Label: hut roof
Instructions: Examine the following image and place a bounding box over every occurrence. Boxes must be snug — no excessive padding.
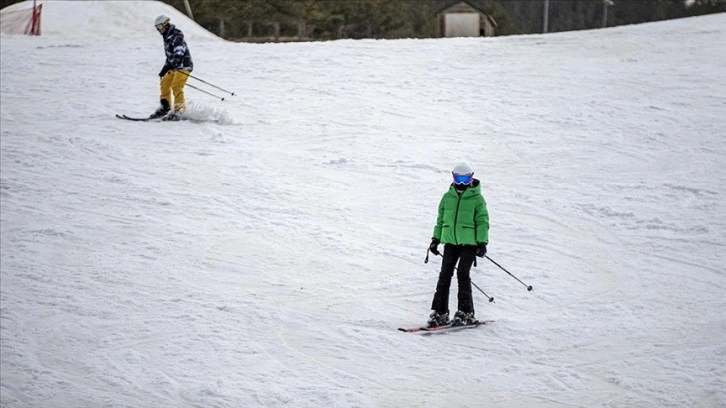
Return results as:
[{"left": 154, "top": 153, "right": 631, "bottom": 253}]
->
[{"left": 435, "top": 0, "right": 487, "bottom": 16}]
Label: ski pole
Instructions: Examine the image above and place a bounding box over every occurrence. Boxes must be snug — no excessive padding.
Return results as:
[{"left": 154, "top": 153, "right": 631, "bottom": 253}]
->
[
  {"left": 433, "top": 253, "right": 495, "bottom": 302},
  {"left": 186, "top": 83, "right": 225, "bottom": 101},
  {"left": 485, "top": 255, "right": 533, "bottom": 291},
  {"left": 471, "top": 281, "right": 495, "bottom": 303},
  {"left": 180, "top": 72, "right": 236, "bottom": 96}
]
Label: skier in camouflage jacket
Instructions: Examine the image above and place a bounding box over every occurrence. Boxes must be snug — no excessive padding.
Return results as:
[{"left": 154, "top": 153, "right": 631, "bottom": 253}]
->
[{"left": 150, "top": 15, "right": 194, "bottom": 120}]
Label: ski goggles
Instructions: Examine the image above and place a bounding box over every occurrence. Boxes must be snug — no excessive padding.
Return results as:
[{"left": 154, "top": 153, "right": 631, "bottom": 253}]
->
[
  {"left": 156, "top": 21, "right": 169, "bottom": 31},
  {"left": 452, "top": 173, "right": 473, "bottom": 185}
]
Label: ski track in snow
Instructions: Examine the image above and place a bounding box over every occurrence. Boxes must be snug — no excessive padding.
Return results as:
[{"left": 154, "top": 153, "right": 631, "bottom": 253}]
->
[{"left": 1, "top": 2, "right": 726, "bottom": 408}]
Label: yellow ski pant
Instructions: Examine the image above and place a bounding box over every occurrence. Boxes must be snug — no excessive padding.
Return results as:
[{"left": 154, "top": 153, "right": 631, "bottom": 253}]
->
[{"left": 160, "top": 69, "right": 190, "bottom": 111}]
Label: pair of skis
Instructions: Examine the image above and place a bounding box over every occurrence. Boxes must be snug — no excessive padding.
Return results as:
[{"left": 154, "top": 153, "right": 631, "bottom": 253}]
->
[
  {"left": 398, "top": 320, "right": 494, "bottom": 335},
  {"left": 115, "top": 114, "right": 219, "bottom": 124},
  {"left": 116, "top": 114, "right": 165, "bottom": 122}
]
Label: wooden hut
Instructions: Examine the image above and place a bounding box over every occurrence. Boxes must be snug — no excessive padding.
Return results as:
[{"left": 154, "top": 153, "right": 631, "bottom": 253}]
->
[{"left": 436, "top": 0, "right": 497, "bottom": 38}]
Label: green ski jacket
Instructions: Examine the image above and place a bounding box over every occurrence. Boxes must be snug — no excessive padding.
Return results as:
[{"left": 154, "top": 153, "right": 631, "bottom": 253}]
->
[{"left": 432, "top": 179, "right": 489, "bottom": 245}]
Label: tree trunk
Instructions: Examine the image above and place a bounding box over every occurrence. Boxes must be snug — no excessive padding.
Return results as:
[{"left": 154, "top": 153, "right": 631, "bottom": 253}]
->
[
  {"left": 272, "top": 22, "right": 280, "bottom": 42},
  {"left": 335, "top": 24, "right": 344, "bottom": 39},
  {"left": 296, "top": 19, "right": 306, "bottom": 40},
  {"left": 245, "top": 21, "right": 253, "bottom": 38},
  {"left": 218, "top": 17, "right": 225, "bottom": 38}
]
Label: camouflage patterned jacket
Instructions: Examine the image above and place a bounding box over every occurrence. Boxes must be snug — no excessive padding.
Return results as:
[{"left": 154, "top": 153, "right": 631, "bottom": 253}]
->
[{"left": 160, "top": 24, "right": 193, "bottom": 74}]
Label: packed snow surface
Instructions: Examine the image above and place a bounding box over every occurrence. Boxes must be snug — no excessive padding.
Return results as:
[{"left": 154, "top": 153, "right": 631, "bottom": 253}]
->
[{"left": 1, "top": 1, "right": 725, "bottom": 407}]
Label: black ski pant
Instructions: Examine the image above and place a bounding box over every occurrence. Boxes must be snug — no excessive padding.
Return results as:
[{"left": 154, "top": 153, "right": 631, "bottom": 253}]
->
[{"left": 431, "top": 244, "right": 477, "bottom": 315}]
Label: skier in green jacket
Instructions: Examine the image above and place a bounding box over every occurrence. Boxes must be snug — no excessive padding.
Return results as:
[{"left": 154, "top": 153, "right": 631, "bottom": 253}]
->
[{"left": 427, "top": 163, "right": 489, "bottom": 327}]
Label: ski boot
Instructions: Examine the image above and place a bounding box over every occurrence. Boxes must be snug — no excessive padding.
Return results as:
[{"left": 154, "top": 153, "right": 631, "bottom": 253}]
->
[
  {"left": 162, "top": 110, "right": 183, "bottom": 121},
  {"left": 427, "top": 311, "right": 450, "bottom": 328},
  {"left": 149, "top": 99, "right": 170, "bottom": 119},
  {"left": 451, "top": 311, "right": 478, "bottom": 326}
]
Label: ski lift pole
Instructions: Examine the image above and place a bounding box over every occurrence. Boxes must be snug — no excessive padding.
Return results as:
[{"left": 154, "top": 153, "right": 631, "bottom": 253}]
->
[
  {"left": 180, "top": 71, "right": 235, "bottom": 96},
  {"left": 186, "top": 83, "right": 225, "bottom": 101}
]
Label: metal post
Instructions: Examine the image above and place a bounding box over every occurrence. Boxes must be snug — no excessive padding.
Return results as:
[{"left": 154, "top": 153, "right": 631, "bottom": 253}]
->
[
  {"left": 543, "top": 0, "right": 549, "bottom": 33},
  {"left": 183, "top": 0, "right": 194, "bottom": 21},
  {"left": 603, "top": 0, "right": 614, "bottom": 28},
  {"left": 31, "top": 0, "right": 38, "bottom": 34}
]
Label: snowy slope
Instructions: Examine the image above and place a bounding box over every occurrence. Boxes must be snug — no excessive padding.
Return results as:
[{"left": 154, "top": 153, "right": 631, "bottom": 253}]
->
[
  {"left": 1, "top": 1, "right": 725, "bottom": 407},
  {"left": 1, "top": 0, "right": 219, "bottom": 40}
]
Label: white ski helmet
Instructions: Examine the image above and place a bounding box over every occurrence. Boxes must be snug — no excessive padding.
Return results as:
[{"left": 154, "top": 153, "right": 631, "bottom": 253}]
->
[
  {"left": 154, "top": 15, "right": 171, "bottom": 32},
  {"left": 452, "top": 162, "right": 474, "bottom": 185}
]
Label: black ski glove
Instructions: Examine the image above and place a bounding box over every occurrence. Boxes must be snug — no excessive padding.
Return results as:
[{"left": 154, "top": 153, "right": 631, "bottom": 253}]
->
[
  {"left": 476, "top": 243, "right": 487, "bottom": 257},
  {"left": 429, "top": 238, "right": 440, "bottom": 255},
  {"left": 159, "top": 66, "right": 171, "bottom": 78}
]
